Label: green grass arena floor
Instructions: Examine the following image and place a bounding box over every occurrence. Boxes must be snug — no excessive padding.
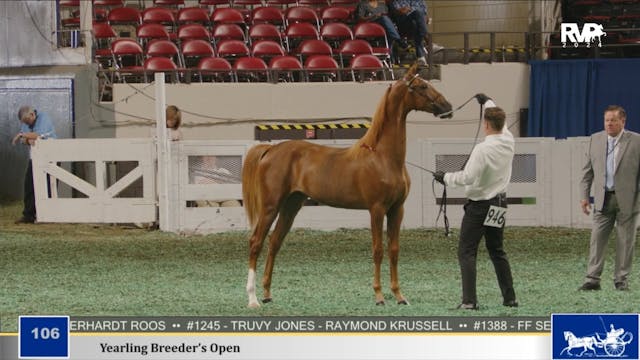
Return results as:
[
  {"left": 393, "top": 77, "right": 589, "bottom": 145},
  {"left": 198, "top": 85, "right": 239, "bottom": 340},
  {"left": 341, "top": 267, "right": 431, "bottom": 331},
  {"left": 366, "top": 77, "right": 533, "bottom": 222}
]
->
[{"left": 1, "top": 202, "right": 638, "bottom": 332}]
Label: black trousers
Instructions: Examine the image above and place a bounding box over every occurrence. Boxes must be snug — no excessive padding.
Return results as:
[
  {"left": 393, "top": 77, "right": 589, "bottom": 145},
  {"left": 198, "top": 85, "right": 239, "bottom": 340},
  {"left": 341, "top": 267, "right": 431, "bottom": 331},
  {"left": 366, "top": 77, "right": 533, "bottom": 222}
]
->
[
  {"left": 23, "top": 160, "right": 36, "bottom": 221},
  {"left": 458, "top": 194, "right": 515, "bottom": 304}
]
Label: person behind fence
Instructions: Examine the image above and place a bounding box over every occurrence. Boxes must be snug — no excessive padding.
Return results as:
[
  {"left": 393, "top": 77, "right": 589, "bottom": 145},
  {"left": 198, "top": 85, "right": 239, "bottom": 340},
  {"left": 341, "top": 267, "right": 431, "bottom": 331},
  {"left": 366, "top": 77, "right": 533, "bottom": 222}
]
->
[
  {"left": 356, "top": 0, "right": 408, "bottom": 62},
  {"left": 389, "top": 0, "right": 442, "bottom": 65},
  {"left": 192, "top": 156, "right": 242, "bottom": 207},
  {"left": 432, "top": 94, "right": 518, "bottom": 310},
  {"left": 11, "top": 106, "right": 58, "bottom": 224},
  {"left": 166, "top": 105, "right": 183, "bottom": 141},
  {"left": 579, "top": 105, "right": 640, "bottom": 292}
]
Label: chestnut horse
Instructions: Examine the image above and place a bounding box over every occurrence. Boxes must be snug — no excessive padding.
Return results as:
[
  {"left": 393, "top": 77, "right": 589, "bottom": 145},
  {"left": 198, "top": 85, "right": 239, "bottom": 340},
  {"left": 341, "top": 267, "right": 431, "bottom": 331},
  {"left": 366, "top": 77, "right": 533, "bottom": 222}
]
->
[{"left": 242, "top": 63, "right": 452, "bottom": 308}]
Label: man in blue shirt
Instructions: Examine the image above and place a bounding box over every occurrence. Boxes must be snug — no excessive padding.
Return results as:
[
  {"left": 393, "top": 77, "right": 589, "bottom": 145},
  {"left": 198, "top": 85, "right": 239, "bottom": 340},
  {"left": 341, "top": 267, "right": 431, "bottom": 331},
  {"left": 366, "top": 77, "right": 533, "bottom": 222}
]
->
[{"left": 12, "top": 106, "right": 57, "bottom": 224}]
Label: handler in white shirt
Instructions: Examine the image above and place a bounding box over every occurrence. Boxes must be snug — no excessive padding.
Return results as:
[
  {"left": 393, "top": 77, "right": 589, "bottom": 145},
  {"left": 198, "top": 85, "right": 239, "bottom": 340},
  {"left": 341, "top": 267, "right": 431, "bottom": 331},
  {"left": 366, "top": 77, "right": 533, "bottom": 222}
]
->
[{"left": 433, "top": 95, "right": 518, "bottom": 310}]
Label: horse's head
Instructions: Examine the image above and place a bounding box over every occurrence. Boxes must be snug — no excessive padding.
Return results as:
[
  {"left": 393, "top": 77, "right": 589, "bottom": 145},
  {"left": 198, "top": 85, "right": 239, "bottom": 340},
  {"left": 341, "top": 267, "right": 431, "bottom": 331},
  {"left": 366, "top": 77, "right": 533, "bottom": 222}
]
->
[
  {"left": 400, "top": 63, "right": 453, "bottom": 118},
  {"left": 564, "top": 331, "right": 573, "bottom": 341}
]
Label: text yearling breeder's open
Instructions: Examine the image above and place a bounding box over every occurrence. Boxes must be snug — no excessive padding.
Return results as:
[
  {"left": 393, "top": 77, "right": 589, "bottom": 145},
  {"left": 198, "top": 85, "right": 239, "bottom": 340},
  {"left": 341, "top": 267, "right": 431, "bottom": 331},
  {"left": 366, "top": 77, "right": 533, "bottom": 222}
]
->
[{"left": 242, "top": 63, "right": 453, "bottom": 308}]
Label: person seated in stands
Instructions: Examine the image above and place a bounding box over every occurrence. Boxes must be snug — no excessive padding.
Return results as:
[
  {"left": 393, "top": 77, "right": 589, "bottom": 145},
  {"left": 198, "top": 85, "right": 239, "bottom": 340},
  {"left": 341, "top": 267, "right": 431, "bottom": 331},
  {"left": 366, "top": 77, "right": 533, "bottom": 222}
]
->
[
  {"left": 389, "top": 0, "right": 442, "bottom": 65},
  {"left": 356, "top": 0, "right": 408, "bottom": 62}
]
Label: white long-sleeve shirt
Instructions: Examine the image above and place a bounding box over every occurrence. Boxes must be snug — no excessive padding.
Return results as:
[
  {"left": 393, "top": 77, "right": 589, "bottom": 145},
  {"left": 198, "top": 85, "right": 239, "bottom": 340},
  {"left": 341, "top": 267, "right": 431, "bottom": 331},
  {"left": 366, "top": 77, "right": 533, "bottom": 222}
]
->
[{"left": 443, "top": 127, "right": 514, "bottom": 201}]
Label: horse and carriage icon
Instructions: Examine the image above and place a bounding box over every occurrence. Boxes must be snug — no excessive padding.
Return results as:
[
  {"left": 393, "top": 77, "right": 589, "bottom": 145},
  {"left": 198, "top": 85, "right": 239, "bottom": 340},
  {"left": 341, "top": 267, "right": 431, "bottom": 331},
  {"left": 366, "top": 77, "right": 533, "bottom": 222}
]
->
[{"left": 561, "top": 324, "right": 634, "bottom": 357}]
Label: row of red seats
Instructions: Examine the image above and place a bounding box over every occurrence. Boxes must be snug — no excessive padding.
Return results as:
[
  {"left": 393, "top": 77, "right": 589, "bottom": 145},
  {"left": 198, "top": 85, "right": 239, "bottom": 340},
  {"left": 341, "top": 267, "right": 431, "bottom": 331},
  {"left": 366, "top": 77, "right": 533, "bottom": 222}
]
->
[
  {"left": 61, "top": 0, "right": 360, "bottom": 9},
  {"left": 103, "top": 36, "right": 388, "bottom": 71},
  {"left": 91, "top": 6, "right": 356, "bottom": 29},
  {"left": 94, "top": 21, "right": 390, "bottom": 54},
  {"left": 111, "top": 52, "right": 390, "bottom": 83}
]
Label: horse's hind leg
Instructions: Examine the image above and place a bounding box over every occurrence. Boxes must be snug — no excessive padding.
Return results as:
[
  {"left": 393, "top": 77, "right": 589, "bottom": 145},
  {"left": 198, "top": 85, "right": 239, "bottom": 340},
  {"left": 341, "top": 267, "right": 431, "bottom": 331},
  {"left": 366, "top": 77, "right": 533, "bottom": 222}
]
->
[
  {"left": 247, "top": 209, "right": 278, "bottom": 308},
  {"left": 262, "top": 193, "right": 306, "bottom": 303},
  {"left": 387, "top": 204, "right": 408, "bottom": 304}
]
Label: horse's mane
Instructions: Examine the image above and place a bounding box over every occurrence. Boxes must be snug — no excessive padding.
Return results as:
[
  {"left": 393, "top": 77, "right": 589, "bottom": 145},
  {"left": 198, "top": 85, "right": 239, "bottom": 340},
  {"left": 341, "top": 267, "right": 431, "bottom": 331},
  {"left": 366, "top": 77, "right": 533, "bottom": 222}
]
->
[{"left": 350, "top": 85, "right": 393, "bottom": 156}]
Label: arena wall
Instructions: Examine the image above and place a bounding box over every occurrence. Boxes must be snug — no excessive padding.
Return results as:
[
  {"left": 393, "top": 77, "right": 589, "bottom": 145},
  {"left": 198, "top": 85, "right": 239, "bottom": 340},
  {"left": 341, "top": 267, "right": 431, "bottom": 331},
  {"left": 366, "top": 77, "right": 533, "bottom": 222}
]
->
[{"left": 87, "top": 62, "right": 529, "bottom": 141}]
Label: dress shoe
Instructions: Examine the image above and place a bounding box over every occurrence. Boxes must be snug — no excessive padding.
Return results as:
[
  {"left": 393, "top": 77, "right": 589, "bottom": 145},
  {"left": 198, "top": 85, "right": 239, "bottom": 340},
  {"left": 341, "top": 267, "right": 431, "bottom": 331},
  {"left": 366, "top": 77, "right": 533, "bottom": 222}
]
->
[
  {"left": 14, "top": 216, "right": 35, "bottom": 224},
  {"left": 578, "top": 282, "right": 601, "bottom": 291},
  {"left": 503, "top": 300, "right": 519, "bottom": 307},
  {"left": 615, "top": 282, "right": 629, "bottom": 291},
  {"left": 456, "top": 303, "right": 479, "bottom": 310}
]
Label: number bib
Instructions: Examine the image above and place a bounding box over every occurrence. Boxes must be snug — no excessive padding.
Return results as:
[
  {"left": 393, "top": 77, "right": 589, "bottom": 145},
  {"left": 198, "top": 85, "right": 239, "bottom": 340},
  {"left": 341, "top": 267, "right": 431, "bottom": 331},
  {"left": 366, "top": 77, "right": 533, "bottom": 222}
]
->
[{"left": 483, "top": 205, "right": 507, "bottom": 228}]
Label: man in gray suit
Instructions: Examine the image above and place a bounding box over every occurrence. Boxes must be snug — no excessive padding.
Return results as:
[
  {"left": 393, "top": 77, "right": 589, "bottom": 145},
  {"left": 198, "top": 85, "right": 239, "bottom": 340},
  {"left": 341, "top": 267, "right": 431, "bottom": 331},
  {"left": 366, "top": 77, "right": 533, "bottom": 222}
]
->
[{"left": 580, "top": 105, "right": 640, "bottom": 291}]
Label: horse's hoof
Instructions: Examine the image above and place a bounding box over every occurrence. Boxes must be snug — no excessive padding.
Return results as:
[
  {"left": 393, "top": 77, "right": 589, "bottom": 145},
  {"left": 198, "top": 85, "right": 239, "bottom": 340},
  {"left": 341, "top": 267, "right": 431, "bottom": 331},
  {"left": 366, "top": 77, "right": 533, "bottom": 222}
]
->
[
  {"left": 398, "top": 300, "right": 410, "bottom": 305},
  {"left": 262, "top": 298, "right": 272, "bottom": 304},
  {"left": 376, "top": 300, "right": 385, "bottom": 306},
  {"left": 248, "top": 301, "right": 261, "bottom": 309}
]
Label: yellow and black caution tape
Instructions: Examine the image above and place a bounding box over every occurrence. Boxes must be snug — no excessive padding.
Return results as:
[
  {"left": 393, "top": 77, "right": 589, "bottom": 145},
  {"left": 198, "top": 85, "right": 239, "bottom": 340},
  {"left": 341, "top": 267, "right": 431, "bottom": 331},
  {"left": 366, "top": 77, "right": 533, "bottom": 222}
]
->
[{"left": 256, "top": 123, "right": 371, "bottom": 131}]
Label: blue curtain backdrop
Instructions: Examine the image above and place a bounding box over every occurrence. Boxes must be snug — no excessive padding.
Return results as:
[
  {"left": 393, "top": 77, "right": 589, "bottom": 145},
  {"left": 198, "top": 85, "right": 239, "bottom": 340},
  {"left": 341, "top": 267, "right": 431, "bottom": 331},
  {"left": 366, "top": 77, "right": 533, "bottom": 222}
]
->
[{"left": 528, "top": 59, "right": 640, "bottom": 138}]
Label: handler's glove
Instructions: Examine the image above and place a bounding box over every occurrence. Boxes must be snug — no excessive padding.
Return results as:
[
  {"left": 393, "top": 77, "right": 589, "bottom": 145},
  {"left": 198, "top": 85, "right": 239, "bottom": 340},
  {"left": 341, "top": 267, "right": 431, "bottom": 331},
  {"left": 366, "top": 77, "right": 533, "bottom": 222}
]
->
[
  {"left": 475, "top": 93, "right": 491, "bottom": 105},
  {"left": 433, "top": 171, "right": 446, "bottom": 185}
]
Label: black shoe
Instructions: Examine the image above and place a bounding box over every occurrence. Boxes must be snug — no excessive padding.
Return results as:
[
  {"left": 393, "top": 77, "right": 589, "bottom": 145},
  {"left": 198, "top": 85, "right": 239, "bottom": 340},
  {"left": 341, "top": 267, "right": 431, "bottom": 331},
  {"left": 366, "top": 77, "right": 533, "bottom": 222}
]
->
[
  {"left": 14, "top": 216, "right": 35, "bottom": 224},
  {"left": 456, "top": 303, "right": 479, "bottom": 310},
  {"left": 578, "top": 282, "right": 601, "bottom": 291},
  {"left": 615, "top": 282, "right": 629, "bottom": 291},
  {"left": 396, "top": 39, "right": 409, "bottom": 50},
  {"left": 503, "top": 300, "right": 519, "bottom": 307}
]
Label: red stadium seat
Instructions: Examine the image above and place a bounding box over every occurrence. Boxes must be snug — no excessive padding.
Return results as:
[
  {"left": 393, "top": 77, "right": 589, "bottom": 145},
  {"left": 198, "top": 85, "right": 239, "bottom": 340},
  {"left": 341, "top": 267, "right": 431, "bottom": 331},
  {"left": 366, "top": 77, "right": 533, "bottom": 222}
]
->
[
  {"left": 269, "top": 55, "right": 304, "bottom": 82},
  {"left": 137, "top": 23, "right": 171, "bottom": 46},
  {"left": 252, "top": 40, "right": 287, "bottom": 63},
  {"left": 353, "top": 22, "right": 390, "bottom": 64},
  {"left": 143, "top": 56, "right": 180, "bottom": 82},
  {"left": 234, "top": 56, "right": 269, "bottom": 82},
  {"left": 153, "top": 0, "right": 185, "bottom": 8},
  {"left": 177, "top": 23, "right": 212, "bottom": 42},
  {"left": 251, "top": 6, "right": 285, "bottom": 28},
  {"left": 216, "top": 39, "right": 251, "bottom": 63},
  {"left": 94, "top": 0, "right": 125, "bottom": 8},
  {"left": 177, "top": 7, "right": 211, "bottom": 25},
  {"left": 295, "top": 39, "right": 332, "bottom": 63},
  {"left": 197, "top": 56, "right": 234, "bottom": 82},
  {"left": 249, "top": 23, "right": 284, "bottom": 46},
  {"left": 181, "top": 39, "right": 216, "bottom": 68},
  {"left": 285, "top": 6, "right": 320, "bottom": 28},
  {"left": 349, "top": 54, "right": 386, "bottom": 81},
  {"left": 234, "top": 0, "right": 264, "bottom": 8},
  {"left": 93, "top": 22, "right": 118, "bottom": 67},
  {"left": 142, "top": 7, "right": 176, "bottom": 26},
  {"left": 107, "top": 7, "right": 142, "bottom": 25},
  {"left": 211, "top": 8, "right": 246, "bottom": 26},
  {"left": 320, "top": 22, "right": 353, "bottom": 51},
  {"left": 336, "top": 38, "right": 372, "bottom": 66},
  {"left": 212, "top": 23, "right": 247, "bottom": 45},
  {"left": 299, "top": 0, "right": 330, "bottom": 8},
  {"left": 198, "top": 0, "right": 232, "bottom": 6},
  {"left": 320, "top": 6, "right": 352, "bottom": 24},
  {"left": 111, "top": 38, "right": 144, "bottom": 82},
  {"left": 146, "top": 39, "right": 182, "bottom": 66},
  {"left": 284, "top": 22, "right": 319, "bottom": 51},
  {"left": 304, "top": 54, "right": 340, "bottom": 81},
  {"left": 265, "top": 0, "right": 298, "bottom": 8}
]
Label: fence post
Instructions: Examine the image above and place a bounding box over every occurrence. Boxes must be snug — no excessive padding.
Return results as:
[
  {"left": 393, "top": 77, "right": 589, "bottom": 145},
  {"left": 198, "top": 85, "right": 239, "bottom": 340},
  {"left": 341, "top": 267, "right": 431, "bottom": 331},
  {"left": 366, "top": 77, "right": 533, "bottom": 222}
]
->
[{"left": 155, "top": 73, "right": 170, "bottom": 231}]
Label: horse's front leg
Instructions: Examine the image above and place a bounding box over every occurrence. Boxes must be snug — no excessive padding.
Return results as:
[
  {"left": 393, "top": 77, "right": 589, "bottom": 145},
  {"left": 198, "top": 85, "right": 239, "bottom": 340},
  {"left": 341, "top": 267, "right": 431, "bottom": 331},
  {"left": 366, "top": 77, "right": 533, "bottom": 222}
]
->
[
  {"left": 370, "top": 205, "right": 386, "bottom": 305},
  {"left": 387, "top": 204, "right": 408, "bottom": 305}
]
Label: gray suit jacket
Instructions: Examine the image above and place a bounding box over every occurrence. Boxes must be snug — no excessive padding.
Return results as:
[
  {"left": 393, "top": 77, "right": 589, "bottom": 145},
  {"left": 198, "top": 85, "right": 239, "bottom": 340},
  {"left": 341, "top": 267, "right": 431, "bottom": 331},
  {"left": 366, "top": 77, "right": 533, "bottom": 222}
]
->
[{"left": 581, "top": 130, "right": 640, "bottom": 214}]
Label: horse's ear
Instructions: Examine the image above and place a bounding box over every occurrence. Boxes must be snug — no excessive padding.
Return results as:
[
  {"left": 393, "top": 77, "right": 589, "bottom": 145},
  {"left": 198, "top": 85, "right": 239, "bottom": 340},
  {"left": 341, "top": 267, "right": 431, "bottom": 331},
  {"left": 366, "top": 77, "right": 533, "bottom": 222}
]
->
[{"left": 404, "top": 62, "right": 419, "bottom": 80}]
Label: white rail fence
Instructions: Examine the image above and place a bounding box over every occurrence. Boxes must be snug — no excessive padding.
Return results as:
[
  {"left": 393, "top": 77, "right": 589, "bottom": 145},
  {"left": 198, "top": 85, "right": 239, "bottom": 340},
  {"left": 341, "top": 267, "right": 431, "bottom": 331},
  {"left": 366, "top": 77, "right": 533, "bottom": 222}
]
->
[{"left": 31, "top": 137, "right": 593, "bottom": 233}]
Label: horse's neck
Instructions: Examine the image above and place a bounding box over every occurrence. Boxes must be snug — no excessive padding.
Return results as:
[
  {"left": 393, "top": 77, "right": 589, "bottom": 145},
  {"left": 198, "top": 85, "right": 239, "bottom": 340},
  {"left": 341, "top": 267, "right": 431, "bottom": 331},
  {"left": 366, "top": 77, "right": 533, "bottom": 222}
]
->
[{"left": 358, "top": 91, "right": 407, "bottom": 162}]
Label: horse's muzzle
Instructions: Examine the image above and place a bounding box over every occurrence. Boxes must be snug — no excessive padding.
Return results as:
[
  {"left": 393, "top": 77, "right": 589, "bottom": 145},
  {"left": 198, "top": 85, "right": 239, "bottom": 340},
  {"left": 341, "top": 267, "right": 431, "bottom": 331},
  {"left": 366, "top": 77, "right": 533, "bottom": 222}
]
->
[{"left": 436, "top": 102, "right": 454, "bottom": 119}]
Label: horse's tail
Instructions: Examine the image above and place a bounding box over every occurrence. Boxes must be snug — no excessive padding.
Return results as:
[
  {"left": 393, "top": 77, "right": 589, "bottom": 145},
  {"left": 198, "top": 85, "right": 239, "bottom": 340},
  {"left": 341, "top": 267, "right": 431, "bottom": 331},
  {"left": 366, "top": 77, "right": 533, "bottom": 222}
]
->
[{"left": 242, "top": 144, "right": 271, "bottom": 229}]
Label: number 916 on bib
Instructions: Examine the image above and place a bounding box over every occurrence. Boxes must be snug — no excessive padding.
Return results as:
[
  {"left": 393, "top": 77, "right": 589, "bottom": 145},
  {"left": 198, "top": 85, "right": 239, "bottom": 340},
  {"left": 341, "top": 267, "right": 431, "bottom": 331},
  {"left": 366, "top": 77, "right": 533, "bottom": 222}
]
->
[{"left": 19, "top": 316, "right": 69, "bottom": 359}]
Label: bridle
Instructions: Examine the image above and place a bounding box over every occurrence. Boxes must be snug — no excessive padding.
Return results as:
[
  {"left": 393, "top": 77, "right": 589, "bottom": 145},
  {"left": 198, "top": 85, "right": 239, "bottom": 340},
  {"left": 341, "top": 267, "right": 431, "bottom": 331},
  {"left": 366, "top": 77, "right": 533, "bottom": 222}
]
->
[{"left": 404, "top": 73, "right": 439, "bottom": 103}]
